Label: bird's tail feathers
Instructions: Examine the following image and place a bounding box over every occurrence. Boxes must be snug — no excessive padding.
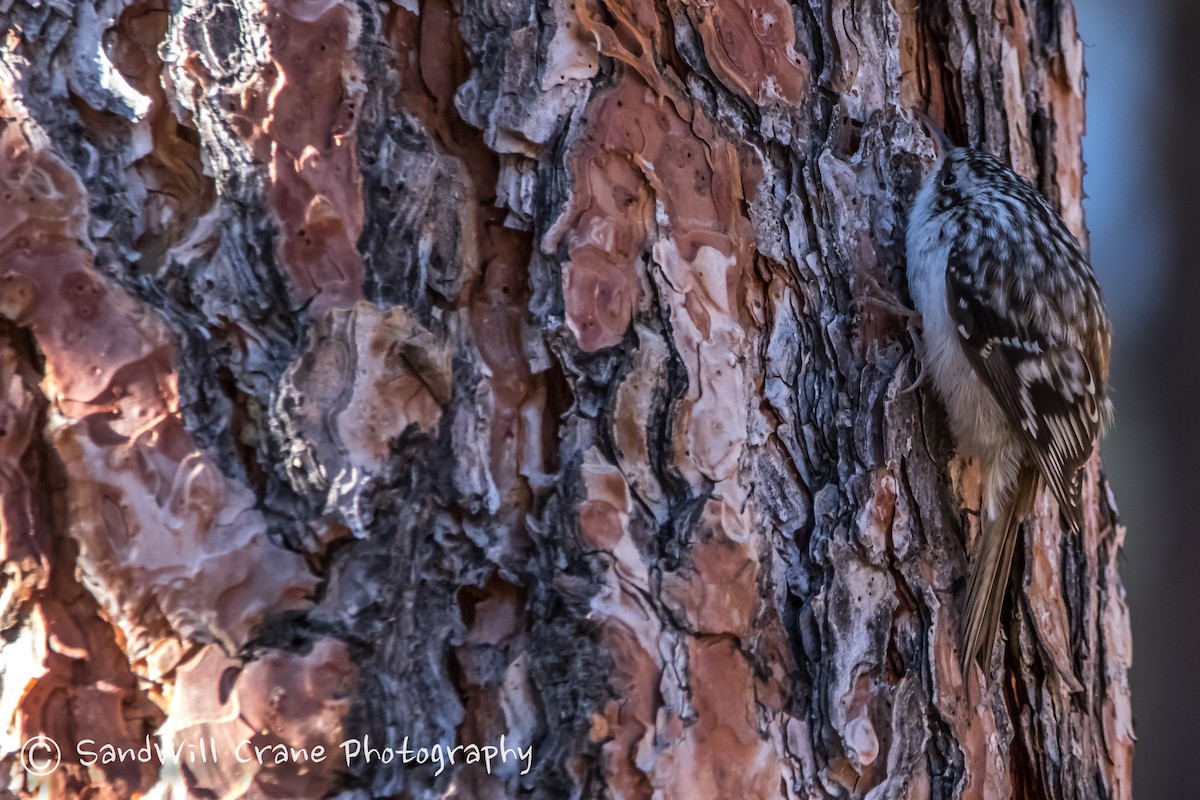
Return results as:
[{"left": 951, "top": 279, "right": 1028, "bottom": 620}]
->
[{"left": 961, "top": 466, "right": 1040, "bottom": 675}]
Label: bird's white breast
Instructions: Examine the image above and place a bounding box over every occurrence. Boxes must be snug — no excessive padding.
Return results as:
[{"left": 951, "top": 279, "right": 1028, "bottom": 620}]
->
[{"left": 905, "top": 177, "right": 1011, "bottom": 459}]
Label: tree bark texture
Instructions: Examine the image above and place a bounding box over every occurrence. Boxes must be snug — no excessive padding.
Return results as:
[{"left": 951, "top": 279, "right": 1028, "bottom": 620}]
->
[{"left": 0, "top": 0, "right": 1132, "bottom": 798}]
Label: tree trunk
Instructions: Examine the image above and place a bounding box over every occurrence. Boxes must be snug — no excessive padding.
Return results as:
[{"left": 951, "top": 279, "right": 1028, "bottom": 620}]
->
[{"left": 0, "top": 0, "right": 1132, "bottom": 798}]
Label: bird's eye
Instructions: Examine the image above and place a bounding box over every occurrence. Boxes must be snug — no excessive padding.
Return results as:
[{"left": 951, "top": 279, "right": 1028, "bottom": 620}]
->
[{"left": 941, "top": 171, "right": 958, "bottom": 188}]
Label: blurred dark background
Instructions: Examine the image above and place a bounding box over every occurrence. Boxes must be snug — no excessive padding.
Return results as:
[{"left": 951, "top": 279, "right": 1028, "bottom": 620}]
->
[{"left": 1076, "top": 1, "right": 1194, "bottom": 796}]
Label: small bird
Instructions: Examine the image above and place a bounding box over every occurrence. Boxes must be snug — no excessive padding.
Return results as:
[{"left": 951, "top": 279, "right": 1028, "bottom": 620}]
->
[{"left": 905, "top": 111, "right": 1112, "bottom": 675}]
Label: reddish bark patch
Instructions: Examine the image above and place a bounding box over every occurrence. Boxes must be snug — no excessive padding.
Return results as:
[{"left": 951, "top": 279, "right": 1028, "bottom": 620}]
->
[
  {"left": 264, "top": 2, "right": 364, "bottom": 313},
  {"left": 672, "top": 637, "right": 781, "bottom": 798},
  {"left": 453, "top": 574, "right": 536, "bottom": 795},
  {"left": 596, "top": 621, "right": 658, "bottom": 800},
  {"left": 0, "top": 122, "right": 315, "bottom": 669},
  {"left": 576, "top": 0, "right": 673, "bottom": 95},
  {"left": 180, "top": 0, "right": 366, "bottom": 314},
  {"left": 552, "top": 73, "right": 756, "bottom": 352},
  {"left": 108, "top": 0, "right": 215, "bottom": 273},
  {"left": 0, "top": 334, "right": 164, "bottom": 798},
  {"left": 162, "top": 640, "right": 356, "bottom": 797},
  {"left": 688, "top": 0, "right": 809, "bottom": 106},
  {"left": 661, "top": 497, "right": 760, "bottom": 636}
]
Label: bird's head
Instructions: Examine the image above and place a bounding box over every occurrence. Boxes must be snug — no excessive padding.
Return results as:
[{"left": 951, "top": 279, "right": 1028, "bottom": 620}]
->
[{"left": 912, "top": 110, "right": 1014, "bottom": 210}]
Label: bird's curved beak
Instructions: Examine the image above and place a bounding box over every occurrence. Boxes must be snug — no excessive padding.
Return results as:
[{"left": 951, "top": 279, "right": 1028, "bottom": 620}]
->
[{"left": 913, "top": 108, "right": 953, "bottom": 159}]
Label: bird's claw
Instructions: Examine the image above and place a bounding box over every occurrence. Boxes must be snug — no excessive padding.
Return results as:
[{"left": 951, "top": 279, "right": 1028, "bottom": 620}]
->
[{"left": 900, "top": 357, "right": 928, "bottom": 395}]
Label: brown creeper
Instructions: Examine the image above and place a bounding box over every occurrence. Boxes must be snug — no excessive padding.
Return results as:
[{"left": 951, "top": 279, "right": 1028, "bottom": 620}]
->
[{"left": 905, "top": 114, "right": 1112, "bottom": 675}]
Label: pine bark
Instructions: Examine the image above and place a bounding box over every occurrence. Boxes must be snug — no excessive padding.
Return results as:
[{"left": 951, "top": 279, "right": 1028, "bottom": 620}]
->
[{"left": 0, "top": 0, "right": 1132, "bottom": 798}]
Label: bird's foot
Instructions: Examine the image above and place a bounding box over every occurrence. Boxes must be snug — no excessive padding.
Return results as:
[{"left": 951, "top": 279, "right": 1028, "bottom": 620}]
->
[
  {"left": 851, "top": 273, "right": 921, "bottom": 323},
  {"left": 852, "top": 273, "right": 928, "bottom": 394}
]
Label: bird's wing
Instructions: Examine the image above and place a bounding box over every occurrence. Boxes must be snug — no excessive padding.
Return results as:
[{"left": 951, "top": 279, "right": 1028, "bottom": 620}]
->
[{"left": 946, "top": 241, "right": 1102, "bottom": 531}]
